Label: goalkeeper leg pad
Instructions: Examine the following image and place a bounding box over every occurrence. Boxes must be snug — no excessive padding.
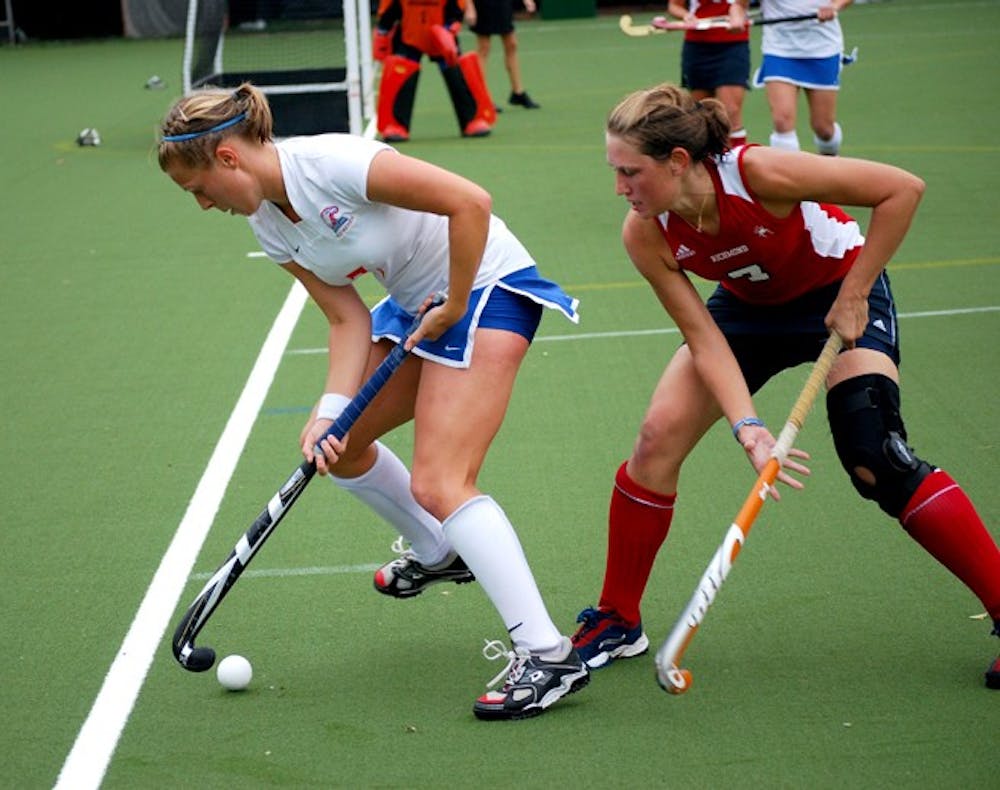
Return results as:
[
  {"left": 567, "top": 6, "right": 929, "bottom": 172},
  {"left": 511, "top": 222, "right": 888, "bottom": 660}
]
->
[
  {"left": 377, "top": 55, "right": 420, "bottom": 142},
  {"left": 441, "top": 53, "right": 495, "bottom": 137}
]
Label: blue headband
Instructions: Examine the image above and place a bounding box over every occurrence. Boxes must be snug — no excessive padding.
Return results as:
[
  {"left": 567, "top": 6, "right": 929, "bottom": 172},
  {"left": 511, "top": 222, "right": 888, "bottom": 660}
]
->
[{"left": 162, "top": 112, "right": 247, "bottom": 143}]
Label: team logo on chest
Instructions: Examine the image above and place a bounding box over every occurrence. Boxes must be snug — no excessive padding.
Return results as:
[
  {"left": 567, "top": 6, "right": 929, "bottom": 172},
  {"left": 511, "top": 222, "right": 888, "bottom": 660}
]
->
[
  {"left": 320, "top": 205, "right": 355, "bottom": 238},
  {"left": 675, "top": 244, "right": 696, "bottom": 261}
]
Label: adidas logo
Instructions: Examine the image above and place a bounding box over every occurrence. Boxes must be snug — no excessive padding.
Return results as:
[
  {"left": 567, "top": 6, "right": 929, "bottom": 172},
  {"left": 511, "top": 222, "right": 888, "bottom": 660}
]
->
[
  {"left": 873, "top": 319, "right": 887, "bottom": 332},
  {"left": 675, "top": 244, "right": 695, "bottom": 261}
]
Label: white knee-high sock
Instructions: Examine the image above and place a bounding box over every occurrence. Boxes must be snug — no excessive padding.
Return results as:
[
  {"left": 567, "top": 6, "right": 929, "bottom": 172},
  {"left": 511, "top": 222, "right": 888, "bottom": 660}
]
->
[
  {"left": 770, "top": 129, "right": 800, "bottom": 150},
  {"left": 331, "top": 442, "right": 450, "bottom": 565},
  {"left": 443, "top": 495, "right": 562, "bottom": 654},
  {"left": 814, "top": 122, "right": 843, "bottom": 155}
]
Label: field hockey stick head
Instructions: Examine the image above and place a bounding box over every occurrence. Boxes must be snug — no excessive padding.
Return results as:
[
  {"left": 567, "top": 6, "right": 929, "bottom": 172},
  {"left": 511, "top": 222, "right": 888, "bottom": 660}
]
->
[
  {"left": 172, "top": 602, "right": 217, "bottom": 671},
  {"left": 656, "top": 662, "right": 693, "bottom": 695},
  {"left": 173, "top": 618, "right": 215, "bottom": 672},
  {"left": 619, "top": 14, "right": 658, "bottom": 36}
]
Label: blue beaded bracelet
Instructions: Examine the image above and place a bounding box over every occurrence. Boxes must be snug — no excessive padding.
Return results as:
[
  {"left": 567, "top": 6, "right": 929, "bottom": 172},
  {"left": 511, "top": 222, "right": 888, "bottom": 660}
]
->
[{"left": 732, "top": 417, "right": 765, "bottom": 441}]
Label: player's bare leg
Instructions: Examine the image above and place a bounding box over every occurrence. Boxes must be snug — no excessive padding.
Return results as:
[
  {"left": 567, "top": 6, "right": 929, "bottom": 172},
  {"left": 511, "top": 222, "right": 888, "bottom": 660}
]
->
[
  {"left": 765, "top": 79, "right": 801, "bottom": 150},
  {"left": 502, "top": 32, "right": 539, "bottom": 108},
  {"left": 805, "top": 87, "right": 841, "bottom": 154},
  {"left": 713, "top": 83, "right": 747, "bottom": 146},
  {"left": 415, "top": 328, "right": 587, "bottom": 717},
  {"left": 574, "top": 346, "right": 720, "bottom": 667}
]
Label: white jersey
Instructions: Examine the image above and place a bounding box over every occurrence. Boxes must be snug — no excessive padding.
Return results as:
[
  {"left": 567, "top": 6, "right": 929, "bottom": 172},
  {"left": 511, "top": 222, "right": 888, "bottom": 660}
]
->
[
  {"left": 248, "top": 134, "right": 535, "bottom": 313},
  {"left": 760, "top": 0, "right": 844, "bottom": 59}
]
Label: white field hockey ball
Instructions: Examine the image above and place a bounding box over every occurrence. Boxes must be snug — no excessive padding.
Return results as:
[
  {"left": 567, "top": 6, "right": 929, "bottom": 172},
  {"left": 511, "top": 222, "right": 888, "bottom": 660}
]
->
[{"left": 217, "top": 654, "right": 253, "bottom": 691}]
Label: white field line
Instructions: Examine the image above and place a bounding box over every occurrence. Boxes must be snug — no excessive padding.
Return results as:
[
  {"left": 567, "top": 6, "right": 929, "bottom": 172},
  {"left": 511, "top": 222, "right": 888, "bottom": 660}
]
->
[
  {"left": 54, "top": 281, "right": 309, "bottom": 790},
  {"left": 55, "top": 300, "right": 997, "bottom": 788}
]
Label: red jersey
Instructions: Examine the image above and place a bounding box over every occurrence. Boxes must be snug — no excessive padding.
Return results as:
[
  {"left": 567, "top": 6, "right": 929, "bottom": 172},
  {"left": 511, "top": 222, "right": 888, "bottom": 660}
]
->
[
  {"left": 656, "top": 146, "right": 863, "bottom": 305},
  {"left": 685, "top": 0, "right": 749, "bottom": 43},
  {"left": 377, "top": 0, "right": 465, "bottom": 52}
]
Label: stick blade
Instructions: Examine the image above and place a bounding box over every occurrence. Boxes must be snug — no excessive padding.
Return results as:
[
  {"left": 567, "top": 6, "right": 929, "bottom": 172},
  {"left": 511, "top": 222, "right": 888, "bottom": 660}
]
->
[
  {"left": 618, "top": 14, "right": 651, "bottom": 37},
  {"left": 171, "top": 599, "right": 217, "bottom": 671},
  {"left": 656, "top": 665, "right": 693, "bottom": 695},
  {"left": 179, "top": 645, "right": 217, "bottom": 672}
]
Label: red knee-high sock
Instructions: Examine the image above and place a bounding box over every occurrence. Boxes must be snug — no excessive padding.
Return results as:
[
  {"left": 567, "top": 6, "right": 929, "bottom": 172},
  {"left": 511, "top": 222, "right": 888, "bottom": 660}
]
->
[
  {"left": 900, "top": 469, "right": 1000, "bottom": 619},
  {"left": 598, "top": 462, "right": 676, "bottom": 626}
]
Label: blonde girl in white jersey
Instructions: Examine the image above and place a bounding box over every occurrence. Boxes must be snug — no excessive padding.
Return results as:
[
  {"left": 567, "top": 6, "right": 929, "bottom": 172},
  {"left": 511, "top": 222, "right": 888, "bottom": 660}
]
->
[{"left": 157, "top": 82, "right": 589, "bottom": 721}]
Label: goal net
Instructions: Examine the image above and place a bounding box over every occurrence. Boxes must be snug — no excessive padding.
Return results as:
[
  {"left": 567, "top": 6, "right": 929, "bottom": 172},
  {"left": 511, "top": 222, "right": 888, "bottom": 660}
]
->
[{"left": 182, "top": 0, "right": 374, "bottom": 136}]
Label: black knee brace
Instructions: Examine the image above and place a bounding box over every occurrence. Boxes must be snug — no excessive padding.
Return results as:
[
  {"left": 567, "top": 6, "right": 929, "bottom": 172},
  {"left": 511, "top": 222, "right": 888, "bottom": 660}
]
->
[{"left": 826, "top": 374, "right": 934, "bottom": 517}]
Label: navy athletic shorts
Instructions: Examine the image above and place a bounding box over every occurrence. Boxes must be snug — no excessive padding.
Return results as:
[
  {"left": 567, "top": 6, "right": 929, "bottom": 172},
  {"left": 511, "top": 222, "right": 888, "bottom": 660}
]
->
[
  {"left": 469, "top": 0, "right": 515, "bottom": 36},
  {"left": 705, "top": 273, "right": 900, "bottom": 393},
  {"left": 681, "top": 40, "right": 751, "bottom": 92}
]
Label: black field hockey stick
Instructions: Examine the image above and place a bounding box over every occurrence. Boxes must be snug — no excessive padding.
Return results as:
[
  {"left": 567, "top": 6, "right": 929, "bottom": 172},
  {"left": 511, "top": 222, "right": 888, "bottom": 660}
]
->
[
  {"left": 172, "top": 301, "right": 435, "bottom": 672},
  {"left": 619, "top": 12, "right": 818, "bottom": 37},
  {"left": 655, "top": 332, "right": 843, "bottom": 694}
]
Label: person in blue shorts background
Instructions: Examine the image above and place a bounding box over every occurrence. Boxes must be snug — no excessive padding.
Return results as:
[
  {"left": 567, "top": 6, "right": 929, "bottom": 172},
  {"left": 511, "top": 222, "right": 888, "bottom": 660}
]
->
[{"left": 753, "top": 0, "right": 854, "bottom": 154}]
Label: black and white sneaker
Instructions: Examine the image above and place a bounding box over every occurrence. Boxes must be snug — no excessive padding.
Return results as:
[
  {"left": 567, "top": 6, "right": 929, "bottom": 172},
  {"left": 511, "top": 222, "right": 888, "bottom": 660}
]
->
[
  {"left": 473, "top": 636, "right": 589, "bottom": 720},
  {"left": 373, "top": 538, "right": 475, "bottom": 598}
]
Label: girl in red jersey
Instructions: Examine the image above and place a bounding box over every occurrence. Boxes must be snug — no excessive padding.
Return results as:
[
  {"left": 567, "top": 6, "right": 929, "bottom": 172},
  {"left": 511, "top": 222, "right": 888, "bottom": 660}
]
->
[
  {"left": 571, "top": 83, "right": 1000, "bottom": 691},
  {"left": 666, "top": 0, "right": 751, "bottom": 147}
]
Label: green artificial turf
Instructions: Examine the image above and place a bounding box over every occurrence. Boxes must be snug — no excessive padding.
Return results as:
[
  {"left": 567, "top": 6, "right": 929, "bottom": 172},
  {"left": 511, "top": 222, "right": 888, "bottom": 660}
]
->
[{"left": 1, "top": 2, "right": 997, "bottom": 787}]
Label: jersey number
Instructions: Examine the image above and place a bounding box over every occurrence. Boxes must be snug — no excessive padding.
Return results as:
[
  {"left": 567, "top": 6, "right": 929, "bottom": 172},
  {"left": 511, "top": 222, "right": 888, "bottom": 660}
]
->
[{"left": 728, "top": 263, "right": 770, "bottom": 282}]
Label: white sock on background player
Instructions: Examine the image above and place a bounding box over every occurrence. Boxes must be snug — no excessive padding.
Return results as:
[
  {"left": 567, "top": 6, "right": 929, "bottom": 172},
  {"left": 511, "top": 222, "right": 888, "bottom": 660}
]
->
[
  {"left": 814, "top": 122, "right": 843, "bottom": 155},
  {"left": 769, "top": 129, "right": 800, "bottom": 150}
]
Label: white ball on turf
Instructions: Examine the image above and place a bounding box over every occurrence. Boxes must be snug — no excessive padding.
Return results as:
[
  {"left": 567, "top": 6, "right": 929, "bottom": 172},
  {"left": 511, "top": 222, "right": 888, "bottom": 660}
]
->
[{"left": 217, "top": 654, "right": 252, "bottom": 691}]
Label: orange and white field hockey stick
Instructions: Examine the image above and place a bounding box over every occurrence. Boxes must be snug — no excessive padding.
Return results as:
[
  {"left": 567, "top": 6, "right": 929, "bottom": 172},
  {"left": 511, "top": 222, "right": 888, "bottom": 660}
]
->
[{"left": 655, "top": 332, "right": 843, "bottom": 695}]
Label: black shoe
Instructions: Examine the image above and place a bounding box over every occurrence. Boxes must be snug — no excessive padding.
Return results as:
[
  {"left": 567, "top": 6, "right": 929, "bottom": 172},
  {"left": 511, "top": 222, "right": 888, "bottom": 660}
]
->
[
  {"left": 987, "top": 620, "right": 1000, "bottom": 690},
  {"left": 373, "top": 538, "right": 475, "bottom": 598},
  {"left": 986, "top": 655, "right": 1000, "bottom": 689},
  {"left": 473, "top": 637, "right": 589, "bottom": 720},
  {"left": 509, "top": 91, "right": 540, "bottom": 109}
]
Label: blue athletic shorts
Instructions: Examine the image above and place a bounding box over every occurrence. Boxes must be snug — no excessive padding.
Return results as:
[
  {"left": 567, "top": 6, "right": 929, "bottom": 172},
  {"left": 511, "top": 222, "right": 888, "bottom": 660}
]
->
[
  {"left": 681, "top": 41, "right": 751, "bottom": 92},
  {"left": 370, "top": 266, "right": 580, "bottom": 368},
  {"left": 752, "top": 53, "right": 842, "bottom": 90},
  {"left": 705, "top": 273, "right": 899, "bottom": 393}
]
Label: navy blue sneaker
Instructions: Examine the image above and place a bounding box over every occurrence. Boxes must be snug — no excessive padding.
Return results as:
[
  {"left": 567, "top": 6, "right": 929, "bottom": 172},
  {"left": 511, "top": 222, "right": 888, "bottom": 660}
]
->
[
  {"left": 571, "top": 607, "right": 649, "bottom": 669},
  {"left": 473, "top": 637, "right": 589, "bottom": 720}
]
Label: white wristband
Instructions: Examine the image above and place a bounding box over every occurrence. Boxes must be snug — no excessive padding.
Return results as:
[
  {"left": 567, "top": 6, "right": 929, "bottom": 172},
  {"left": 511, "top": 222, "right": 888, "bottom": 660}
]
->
[{"left": 317, "top": 393, "right": 352, "bottom": 422}]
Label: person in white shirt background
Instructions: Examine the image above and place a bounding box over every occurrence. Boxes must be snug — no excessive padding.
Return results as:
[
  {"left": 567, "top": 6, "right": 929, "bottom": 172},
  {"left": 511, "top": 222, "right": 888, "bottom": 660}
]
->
[{"left": 753, "top": 0, "right": 854, "bottom": 154}]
